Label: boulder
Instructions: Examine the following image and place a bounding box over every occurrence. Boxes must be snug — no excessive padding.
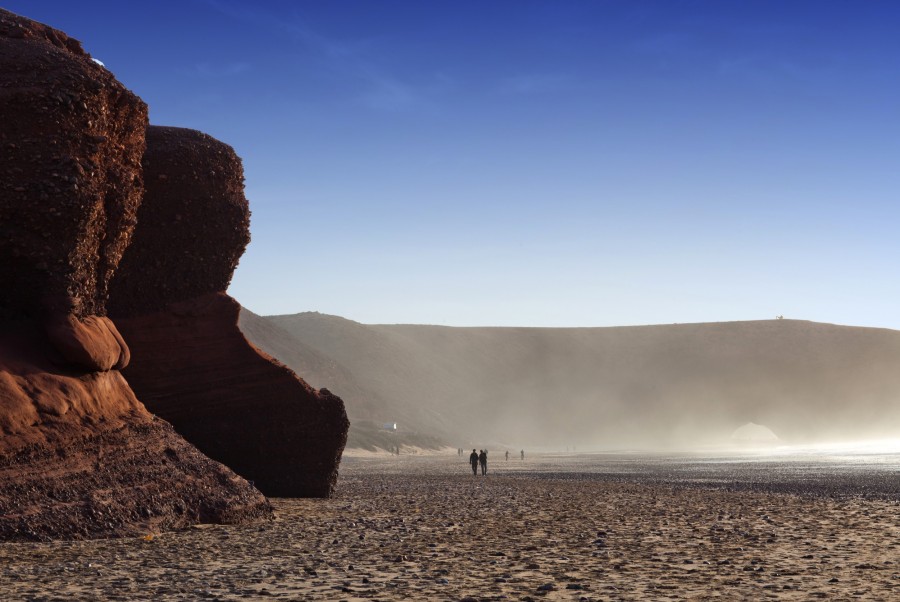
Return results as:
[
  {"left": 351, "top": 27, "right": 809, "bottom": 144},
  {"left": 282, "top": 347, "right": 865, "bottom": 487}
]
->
[
  {"left": 110, "top": 126, "right": 349, "bottom": 497},
  {"left": 44, "top": 313, "right": 130, "bottom": 372}
]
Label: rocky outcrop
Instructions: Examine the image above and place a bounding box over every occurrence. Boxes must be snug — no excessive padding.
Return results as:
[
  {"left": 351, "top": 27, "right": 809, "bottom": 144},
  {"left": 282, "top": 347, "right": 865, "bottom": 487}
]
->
[
  {"left": 115, "top": 294, "right": 349, "bottom": 497},
  {"left": 0, "top": 418, "right": 270, "bottom": 542},
  {"left": 110, "top": 126, "right": 348, "bottom": 497},
  {"left": 0, "top": 322, "right": 271, "bottom": 542},
  {"left": 0, "top": 9, "right": 145, "bottom": 320},
  {"left": 44, "top": 313, "right": 130, "bottom": 372},
  {"left": 107, "top": 126, "right": 250, "bottom": 315},
  {"left": 0, "top": 9, "right": 271, "bottom": 540}
]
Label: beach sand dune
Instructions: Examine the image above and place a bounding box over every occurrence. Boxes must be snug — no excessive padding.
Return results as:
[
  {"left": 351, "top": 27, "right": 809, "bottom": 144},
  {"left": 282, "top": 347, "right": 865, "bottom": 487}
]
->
[{"left": 1, "top": 453, "right": 898, "bottom": 600}]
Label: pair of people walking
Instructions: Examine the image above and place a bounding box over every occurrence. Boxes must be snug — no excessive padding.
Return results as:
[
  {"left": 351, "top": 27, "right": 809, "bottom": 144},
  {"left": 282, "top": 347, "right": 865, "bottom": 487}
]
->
[{"left": 469, "top": 449, "right": 487, "bottom": 475}]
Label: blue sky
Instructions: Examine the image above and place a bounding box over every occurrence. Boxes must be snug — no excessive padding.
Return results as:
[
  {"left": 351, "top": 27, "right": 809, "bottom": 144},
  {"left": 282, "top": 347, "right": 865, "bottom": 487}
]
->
[{"left": 9, "top": 1, "right": 900, "bottom": 327}]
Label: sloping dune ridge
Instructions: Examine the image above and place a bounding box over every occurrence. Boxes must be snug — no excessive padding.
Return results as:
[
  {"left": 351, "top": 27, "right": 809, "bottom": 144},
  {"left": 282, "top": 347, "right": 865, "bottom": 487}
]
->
[{"left": 242, "top": 312, "right": 900, "bottom": 449}]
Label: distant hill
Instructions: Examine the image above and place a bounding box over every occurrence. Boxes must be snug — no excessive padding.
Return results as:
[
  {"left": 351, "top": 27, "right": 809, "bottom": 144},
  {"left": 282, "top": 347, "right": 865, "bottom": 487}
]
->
[
  {"left": 238, "top": 309, "right": 445, "bottom": 450},
  {"left": 239, "top": 312, "right": 900, "bottom": 450}
]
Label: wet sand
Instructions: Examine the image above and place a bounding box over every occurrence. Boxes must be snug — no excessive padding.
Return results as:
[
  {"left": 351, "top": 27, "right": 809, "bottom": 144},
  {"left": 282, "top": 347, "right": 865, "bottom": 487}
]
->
[{"left": 1, "top": 452, "right": 898, "bottom": 600}]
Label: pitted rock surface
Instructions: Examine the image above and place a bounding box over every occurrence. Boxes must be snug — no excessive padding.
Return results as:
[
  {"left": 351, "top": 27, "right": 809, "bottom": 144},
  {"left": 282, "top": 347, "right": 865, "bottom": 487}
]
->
[
  {"left": 108, "top": 126, "right": 251, "bottom": 317},
  {"left": 0, "top": 8, "right": 146, "bottom": 320}
]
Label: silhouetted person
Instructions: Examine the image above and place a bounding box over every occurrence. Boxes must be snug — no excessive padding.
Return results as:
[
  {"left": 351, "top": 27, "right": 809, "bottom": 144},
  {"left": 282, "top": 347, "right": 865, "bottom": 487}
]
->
[
  {"left": 469, "top": 449, "right": 478, "bottom": 475},
  {"left": 505, "top": 450, "right": 509, "bottom": 461},
  {"left": 479, "top": 449, "right": 487, "bottom": 475},
  {"left": 520, "top": 449, "right": 525, "bottom": 461}
]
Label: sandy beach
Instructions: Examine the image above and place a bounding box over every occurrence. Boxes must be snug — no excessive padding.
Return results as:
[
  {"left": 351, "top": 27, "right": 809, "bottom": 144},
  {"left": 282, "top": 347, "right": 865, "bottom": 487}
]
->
[{"left": 1, "top": 451, "right": 898, "bottom": 601}]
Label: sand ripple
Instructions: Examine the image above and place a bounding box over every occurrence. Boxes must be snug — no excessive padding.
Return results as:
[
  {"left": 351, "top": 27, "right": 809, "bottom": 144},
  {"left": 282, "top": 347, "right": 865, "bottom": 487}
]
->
[{"left": 1, "top": 453, "right": 898, "bottom": 600}]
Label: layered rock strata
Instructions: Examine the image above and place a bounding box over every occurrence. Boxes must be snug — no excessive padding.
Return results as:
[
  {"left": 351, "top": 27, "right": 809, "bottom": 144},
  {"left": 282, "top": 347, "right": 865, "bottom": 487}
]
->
[
  {"left": 0, "top": 9, "right": 271, "bottom": 540},
  {"left": 114, "top": 293, "right": 349, "bottom": 497},
  {"left": 110, "top": 126, "right": 348, "bottom": 498},
  {"left": 0, "top": 322, "right": 271, "bottom": 541}
]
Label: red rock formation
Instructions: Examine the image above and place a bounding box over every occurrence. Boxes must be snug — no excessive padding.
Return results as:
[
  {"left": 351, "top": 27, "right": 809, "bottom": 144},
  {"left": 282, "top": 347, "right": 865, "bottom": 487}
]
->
[
  {"left": 107, "top": 126, "right": 250, "bottom": 315},
  {"left": 0, "top": 10, "right": 271, "bottom": 540},
  {"left": 110, "top": 126, "right": 348, "bottom": 498},
  {"left": 45, "top": 314, "right": 130, "bottom": 372},
  {"left": 0, "top": 9, "right": 145, "bottom": 320},
  {"left": 115, "top": 294, "right": 349, "bottom": 497},
  {"left": 0, "top": 321, "right": 271, "bottom": 542}
]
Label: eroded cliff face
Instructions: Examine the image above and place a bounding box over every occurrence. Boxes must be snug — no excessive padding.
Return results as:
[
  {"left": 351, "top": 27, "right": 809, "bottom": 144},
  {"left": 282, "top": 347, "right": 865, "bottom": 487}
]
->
[
  {"left": 0, "top": 322, "right": 271, "bottom": 542},
  {"left": 110, "top": 126, "right": 348, "bottom": 498},
  {"left": 0, "top": 9, "right": 271, "bottom": 541},
  {"left": 0, "top": 10, "right": 146, "bottom": 320},
  {"left": 114, "top": 293, "right": 349, "bottom": 497},
  {"left": 107, "top": 126, "right": 251, "bottom": 315}
]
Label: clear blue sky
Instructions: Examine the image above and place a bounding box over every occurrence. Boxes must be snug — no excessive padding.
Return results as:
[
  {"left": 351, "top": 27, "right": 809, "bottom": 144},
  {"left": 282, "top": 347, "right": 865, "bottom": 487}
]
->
[{"left": 9, "top": 1, "right": 900, "bottom": 327}]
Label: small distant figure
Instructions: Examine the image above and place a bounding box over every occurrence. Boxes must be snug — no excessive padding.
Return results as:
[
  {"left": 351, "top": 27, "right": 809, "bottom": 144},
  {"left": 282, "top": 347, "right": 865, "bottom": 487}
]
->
[
  {"left": 469, "top": 449, "right": 478, "bottom": 475},
  {"left": 505, "top": 450, "right": 509, "bottom": 461},
  {"left": 458, "top": 448, "right": 462, "bottom": 456},
  {"left": 520, "top": 449, "right": 525, "bottom": 461},
  {"left": 479, "top": 449, "right": 487, "bottom": 475}
]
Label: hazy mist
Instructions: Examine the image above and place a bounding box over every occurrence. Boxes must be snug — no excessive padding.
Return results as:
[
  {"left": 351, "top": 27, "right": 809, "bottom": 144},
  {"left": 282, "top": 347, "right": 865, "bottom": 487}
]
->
[{"left": 241, "top": 311, "right": 900, "bottom": 451}]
